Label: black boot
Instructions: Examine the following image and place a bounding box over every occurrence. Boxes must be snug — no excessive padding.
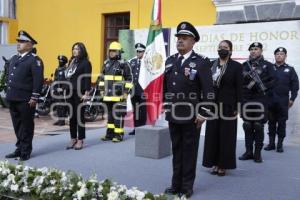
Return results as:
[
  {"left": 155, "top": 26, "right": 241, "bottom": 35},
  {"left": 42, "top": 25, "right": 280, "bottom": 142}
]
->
[
  {"left": 276, "top": 138, "right": 284, "bottom": 153},
  {"left": 239, "top": 122, "right": 254, "bottom": 160},
  {"left": 264, "top": 136, "right": 275, "bottom": 151},
  {"left": 254, "top": 147, "right": 263, "bottom": 163},
  {"left": 239, "top": 149, "right": 253, "bottom": 160}
]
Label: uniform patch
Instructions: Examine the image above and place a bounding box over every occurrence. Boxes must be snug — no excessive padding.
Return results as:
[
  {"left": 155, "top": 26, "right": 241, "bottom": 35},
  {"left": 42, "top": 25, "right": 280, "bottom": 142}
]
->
[
  {"left": 284, "top": 68, "right": 290, "bottom": 73},
  {"left": 36, "top": 60, "right": 41, "bottom": 66},
  {"left": 263, "top": 65, "right": 267, "bottom": 69},
  {"left": 166, "top": 64, "right": 173, "bottom": 68},
  {"left": 189, "top": 62, "right": 196, "bottom": 68}
]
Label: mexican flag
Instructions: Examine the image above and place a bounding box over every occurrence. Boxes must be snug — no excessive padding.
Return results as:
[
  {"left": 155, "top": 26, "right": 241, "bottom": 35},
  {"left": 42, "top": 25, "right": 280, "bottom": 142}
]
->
[{"left": 138, "top": 0, "right": 166, "bottom": 124}]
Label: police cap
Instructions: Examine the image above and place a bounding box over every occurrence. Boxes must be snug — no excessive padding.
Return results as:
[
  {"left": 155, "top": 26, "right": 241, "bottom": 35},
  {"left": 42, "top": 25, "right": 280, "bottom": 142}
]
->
[
  {"left": 16, "top": 30, "right": 38, "bottom": 44},
  {"left": 274, "top": 47, "right": 287, "bottom": 55},
  {"left": 135, "top": 43, "right": 146, "bottom": 51},
  {"left": 175, "top": 21, "right": 200, "bottom": 42},
  {"left": 248, "top": 42, "right": 263, "bottom": 51}
]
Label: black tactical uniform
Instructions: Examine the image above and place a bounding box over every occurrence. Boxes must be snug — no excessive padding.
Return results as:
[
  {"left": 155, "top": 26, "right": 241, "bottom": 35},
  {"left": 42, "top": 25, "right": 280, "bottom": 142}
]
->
[
  {"left": 128, "top": 43, "right": 147, "bottom": 135},
  {"left": 164, "top": 22, "right": 214, "bottom": 198},
  {"left": 5, "top": 30, "right": 43, "bottom": 161},
  {"left": 100, "top": 50, "right": 133, "bottom": 142},
  {"left": 265, "top": 47, "right": 299, "bottom": 152},
  {"left": 239, "top": 42, "right": 276, "bottom": 163},
  {"left": 53, "top": 55, "right": 68, "bottom": 125}
]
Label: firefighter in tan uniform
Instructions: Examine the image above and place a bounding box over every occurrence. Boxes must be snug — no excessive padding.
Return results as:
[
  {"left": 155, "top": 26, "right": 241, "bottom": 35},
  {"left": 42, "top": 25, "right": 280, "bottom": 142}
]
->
[{"left": 99, "top": 42, "right": 133, "bottom": 142}]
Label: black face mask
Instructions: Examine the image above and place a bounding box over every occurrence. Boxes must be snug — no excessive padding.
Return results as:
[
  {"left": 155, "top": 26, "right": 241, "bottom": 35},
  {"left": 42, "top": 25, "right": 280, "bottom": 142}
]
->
[{"left": 218, "top": 49, "right": 230, "bottom": 59}]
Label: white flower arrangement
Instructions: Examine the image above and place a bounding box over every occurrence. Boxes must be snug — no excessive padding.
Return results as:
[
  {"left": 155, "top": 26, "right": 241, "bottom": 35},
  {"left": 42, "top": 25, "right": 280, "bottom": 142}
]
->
[{"left": 0, "top": 160, "right": 187, "bottom": 200}]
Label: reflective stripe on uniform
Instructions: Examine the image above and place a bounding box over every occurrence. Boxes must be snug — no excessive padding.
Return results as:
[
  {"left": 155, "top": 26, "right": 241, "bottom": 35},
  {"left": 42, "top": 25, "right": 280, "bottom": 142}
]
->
[
  {"left": 103, "top": 96, "right": 123, "bottom": 102},
  {"left": 107, "top": 123, "right": 115, "bottom": 129},
  {"left": 125, "top": 82, "right": 133, "bottom": 89},
  {"left": 104, "top": 75, "right": 123, "bottom": 81},
  {"left": 114, "top": 128, "right": 124, "bottom": 134},
  {"left": 98, "top": 81, "right": 104, "bottom": 86}
]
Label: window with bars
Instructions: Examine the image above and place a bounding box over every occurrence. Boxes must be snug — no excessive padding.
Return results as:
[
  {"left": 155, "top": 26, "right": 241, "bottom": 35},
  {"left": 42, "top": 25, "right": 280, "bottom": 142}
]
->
[
  {"left": 0, "top": 0, "right": 16, "bottom": 18},
  {"left": 103, "top": 13, "right": 130, "bottom": 60}
]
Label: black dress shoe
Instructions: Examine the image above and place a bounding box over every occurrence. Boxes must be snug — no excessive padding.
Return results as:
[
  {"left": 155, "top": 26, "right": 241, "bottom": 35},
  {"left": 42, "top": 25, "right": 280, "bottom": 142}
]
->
[
  {"left": 276, "top": 147, "right": 284, "bottom": 153},
  {"left": 128, "top": 130, "right": 135, "bottom": 135},
  {"left": 238, "top": 152, "right": 253, "bottom": 160},
  {"left": 264, "top": 144, "right": 275, "bottom": 151},
  {"left": 164, "top": 187, "right": 179, "bottom": 195},
  {"left": 19, "top": 155, "right": 30, "bottom": 161},
  {"left": 180, "top": 189, "right": 193, "bottom": 198},
  {"left": 5, "top": 152, "right": 20, "bottom": 159},
  {"left": 57, "top": 121, "right": 65, "bottom": 126}
]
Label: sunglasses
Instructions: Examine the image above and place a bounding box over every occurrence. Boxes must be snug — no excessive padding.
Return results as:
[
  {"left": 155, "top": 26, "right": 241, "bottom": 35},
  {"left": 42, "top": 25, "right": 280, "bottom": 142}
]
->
[{"left": 17, "top": 40, "right": 30, "bottom": 43}]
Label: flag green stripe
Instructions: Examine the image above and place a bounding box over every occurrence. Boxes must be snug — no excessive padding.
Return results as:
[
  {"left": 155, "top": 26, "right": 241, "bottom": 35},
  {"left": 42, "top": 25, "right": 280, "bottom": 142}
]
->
[{"left": 146, "top": 25, "right": 162, "bottom": 46}]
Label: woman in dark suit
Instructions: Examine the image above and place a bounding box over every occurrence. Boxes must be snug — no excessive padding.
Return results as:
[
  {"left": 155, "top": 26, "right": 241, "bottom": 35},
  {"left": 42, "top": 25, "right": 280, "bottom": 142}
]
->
[
  {"left": 202, "top": 40, "right": 243, "bottom": 176},
  {"left": 65, "top": 42, "right": 91, "bottom": 150}
]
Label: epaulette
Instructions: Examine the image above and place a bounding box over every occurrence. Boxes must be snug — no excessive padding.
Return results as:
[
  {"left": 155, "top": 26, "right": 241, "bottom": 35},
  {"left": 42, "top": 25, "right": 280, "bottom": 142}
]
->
[
  {"left": 165, "top": 63, "right": 172, "bottom": 69},
  {"left": 195, "top": 53, "right": 207, "bottom": 59},
  {"left": 36, "top": 59, "right": 42, "bottom": 67},
  {"left": 31, "top": 53, "right": 37, "bottom": 57}
]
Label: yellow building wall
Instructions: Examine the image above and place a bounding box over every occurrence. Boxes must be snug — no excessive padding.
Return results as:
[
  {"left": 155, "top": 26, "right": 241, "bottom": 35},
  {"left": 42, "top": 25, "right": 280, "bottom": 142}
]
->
[
  {"left": 0, "top": 17, "right": 18, "bottom": 43},
  {"left": 16, "top": 0, "right": 216, "bottom": 79}
]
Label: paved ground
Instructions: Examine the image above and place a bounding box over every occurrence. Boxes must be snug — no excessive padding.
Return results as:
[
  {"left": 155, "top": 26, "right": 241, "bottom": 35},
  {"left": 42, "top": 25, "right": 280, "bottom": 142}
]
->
[{"left": 0, "top": 107, "right": 300, "bottom": 200}]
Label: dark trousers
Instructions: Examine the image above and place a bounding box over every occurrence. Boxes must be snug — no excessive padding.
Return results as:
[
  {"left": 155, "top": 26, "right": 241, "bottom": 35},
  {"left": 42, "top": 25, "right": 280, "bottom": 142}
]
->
[
  {"left": 131, "top": 95, "right": 146, "bottom": 128},
  {"left": 106, "top": 101, "right": 125, "bottom": 137},
  {"left": 68, "top": 91, "right": 85, "bottom": 140},
  {"left": 268, "top": 100, "right": 288, "bottom": 139},
  {"left": 169, "top": 122, "right": 201, "bottom": 191},
  {"left": 9, "top": 101, "right": 35, "bottom": 156},
  {"left": 242, "top": 101, "right": 267, "bottom": 150}
]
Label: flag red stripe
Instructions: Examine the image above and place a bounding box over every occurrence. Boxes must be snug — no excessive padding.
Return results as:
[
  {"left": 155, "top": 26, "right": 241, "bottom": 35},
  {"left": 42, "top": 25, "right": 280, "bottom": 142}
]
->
[
  {"left": 157, "top": 0, "right": 161, "bottom": 24},
  {"left": 144, "top": 74, "right": 164, "bottom": 125}
]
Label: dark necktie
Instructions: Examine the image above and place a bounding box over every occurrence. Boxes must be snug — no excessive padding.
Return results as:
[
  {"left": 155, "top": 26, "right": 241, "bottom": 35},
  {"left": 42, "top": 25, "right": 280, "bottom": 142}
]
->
[{"left": 176, "top": 55, "right": 184, "bottom": 68}]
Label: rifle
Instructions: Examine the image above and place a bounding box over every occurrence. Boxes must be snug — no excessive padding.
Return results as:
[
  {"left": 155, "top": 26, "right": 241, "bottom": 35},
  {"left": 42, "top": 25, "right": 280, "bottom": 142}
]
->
[{"left": 245, "top": 61, "right": 267, "bottom": 95}]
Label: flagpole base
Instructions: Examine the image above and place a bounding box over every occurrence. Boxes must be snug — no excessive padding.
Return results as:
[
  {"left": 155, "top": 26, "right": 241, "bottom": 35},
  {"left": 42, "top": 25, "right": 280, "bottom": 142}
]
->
[{"left": 135, "top": 125, "right": 171, "bottom": 159}]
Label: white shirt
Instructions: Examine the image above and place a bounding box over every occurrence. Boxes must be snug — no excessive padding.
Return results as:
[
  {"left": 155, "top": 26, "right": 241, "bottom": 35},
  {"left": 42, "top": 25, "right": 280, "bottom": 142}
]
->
[
  {"left": 19, "top": 52, "right": 29, "bottom": 58},
  {"left": 179, "top": 50, "right": 193, "bottom": 65}
]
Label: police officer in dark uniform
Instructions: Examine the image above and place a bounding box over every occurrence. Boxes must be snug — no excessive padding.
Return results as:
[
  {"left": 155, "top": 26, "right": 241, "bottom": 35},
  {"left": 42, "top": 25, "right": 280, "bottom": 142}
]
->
[
  {"left": 264, "top": 47, "right": 299, "bottom": 152},
  {"left": 5, "top": 30, "right": 43, "bottom": 161},
  {"left": 99, "top": 42, "right": 133, "bottom": 142},
  {"left": 164, "top": 22, "right": 214, "bottom": 198},
  {"left": 53, "top": 55, "right": 68, "bottom": 126},
  {"left": 239, "top": 42, "right": 276, "bottom": 163},
  {"left": 128, "top": 43, "right": 147, "bottom": 135},
  {"left": 31, "top": 47, "right": 44, "bottom": 118}
]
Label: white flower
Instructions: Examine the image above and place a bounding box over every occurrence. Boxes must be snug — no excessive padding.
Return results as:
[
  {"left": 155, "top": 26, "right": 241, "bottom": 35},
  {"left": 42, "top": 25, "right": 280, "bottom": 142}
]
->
[
  {"left": 22, "top": 186, "right": 30, "bottom": 193},
  {"left": 32, "top": 176, "right": 45, "bottom": 187},
  {"left": 77, "top": 181, "right": 83, "bottom": 187},
  {"left": 75, "top": 185, "right": 87, "bottom": 200},
  {"left": 50, "top": 180, "right": 56, "bottom": 185},
  {"left": 107, "top": 191, "right": 119, "bottom": 200},
  {"left": 10, "top": 184, "right": 19, "bottom": 192},
  {"left": 1, "top": 180, "right": 9, "bottom": 188},
  {"left": 37, "top": 167, "right": 49, "bottom": 174},
  {"left": 7, "top": 174, "right": 15, "bottom": 182},
  {"left": 16, "top": 165, "right": 23, "bottom": 170},
  {"left": 97, "top": 185, "right": 103, "bottom": 193}
]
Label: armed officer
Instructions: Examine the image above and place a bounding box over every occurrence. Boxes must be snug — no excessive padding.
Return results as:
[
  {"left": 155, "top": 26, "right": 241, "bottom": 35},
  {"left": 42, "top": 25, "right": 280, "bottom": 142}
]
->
[
  {"left": 128, "top": 43, "right": 147, "bottom": 135},
  {"left": 264, "top": 47, "right": 299, "bottom": 153},
  {"left": 239, "top": 42, "right": 276, "bottom": 163},
  {"left": 100, "top": 42, "right": 133, "bottom": 142},
  {"left": 164, "top": 22, "right": 214, "bottom": 198},
  {"left": 5, "top": 30, "right": 43, "bottom": 161},
  {"left": 53, "top": 55, "right": 68, "bottom": 126}
]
